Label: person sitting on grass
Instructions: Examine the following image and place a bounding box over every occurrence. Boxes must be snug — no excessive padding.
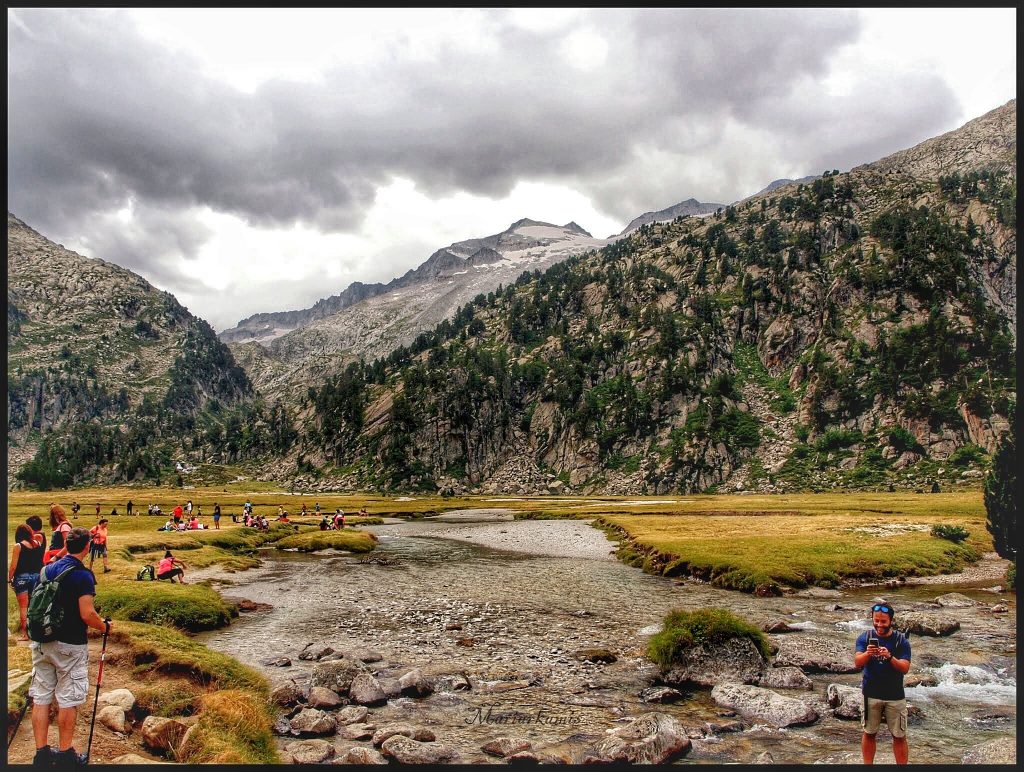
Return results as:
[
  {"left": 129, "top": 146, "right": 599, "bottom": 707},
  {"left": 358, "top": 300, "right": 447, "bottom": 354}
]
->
[{"left": 157, "top": 550, "right": 188, "bottom": 583}]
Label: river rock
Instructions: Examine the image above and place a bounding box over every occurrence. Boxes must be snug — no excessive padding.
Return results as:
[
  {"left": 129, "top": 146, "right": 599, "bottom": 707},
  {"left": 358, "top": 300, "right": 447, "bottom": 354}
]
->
[
  {"left": 141, "top": 716, "right": 188, "bottom": 753},
  {"left": 286, "top": 739, "right": 335, "bottom": 764},
  {"left": 703, "top": 718, "right": 745, "bottom": 734},
  {"left": 762, "top": 619, "right": 797, "bottom": 634},
  {"left": 639, "top": 686, "right": 685, "bottom": 703},
  {"left": 758, "top": 667, "right": 813, "bottom": 690},
  {"left": 336, "top": 747, "right": 388, "bottom": 764},
  {"left": 271, "top": 681, "right": 308, "bottom": 707},
  {"left": 435, "top": 673, "right": 471, "bottom": 692},
  {"left": 264, "top": 657, "right": 292, "bottom": 667},
  {"left": 307, "top": 686, "right": 343, "bottom": 709},
  {"left": 904, "top": 673, "right": 938, "bottom": 688},
  {"left": 311, "top": 660, "right": 368, "bottom": 692},
  {"left": 289, "top": 708, "right": 337, "bottom": 736},
  {"left": 772, "top": 634, "right": 858, "bottom": 673},
  {"left": 595, "top": 712, "right": 690, "bottom": 764},
  {"left": 98, "top": 688, "right": 136, "bottom": 712},
  {"left": 335, "top": 705, "right": 369, "bottom": 725},
  {"left": 481, "top": 737, "right": 533, "bottom": 757},
  {"left": 338, "top": 722, "right": 376, "bottom": 741},
  {"left": 398, "top": 668, "right": 434, "bottom": 697},
  {"left": 934, "top": 592, "right": 976, "bottom": 608},
  {"left": 98, "top": 705, "right": 128, "bottom": 733},
  {"left": 989, "top": 603, "right": 1009, "bottom": 613},
  {"left": 962, "top": 738, "right": 1016, "bottom": 764},
  {"left": 899, "top": 612, "right": 960, "bottom": 636},
  {"left": 300, "top": 643, "right": 336, "bottom": 661},
  {"left": 661, "top": 637, "right": 767, "bottom": 687},
  {"left": 372, "top": 723, "right": 435, "bottom": 746},
  {"left": 380, "top": 735, "right": 460, "bottom": 764},
  {"left": 711, "top": 683, "right": 819, "bottom": 727},
  {"left": 349, "top": 673, "right": 387, "bottom": 706},
  {"left": 574, "top": 648, "right": 618, "bottom": 663},
  {"left": 825, "top": 683, "right": 862, "bottom": 719}
]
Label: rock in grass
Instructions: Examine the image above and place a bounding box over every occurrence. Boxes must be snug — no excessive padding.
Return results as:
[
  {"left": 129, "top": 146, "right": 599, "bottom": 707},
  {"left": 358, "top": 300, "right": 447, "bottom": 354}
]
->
[
  {"left": 98, "top": 688, "right": 136, "bottom": 712},
  {"left": 380, "top": 735, "right": 460, "bottom": 764},
  {"left": 141, "top": 716, "right": 189, "bottom": 753},
  {"left": 711, "top": 683, "right": 819, "bottom": 728},
  {"left": 286, "top": 739, "right": 335, "bottom": 764},
  {"left": 595, "top": 712, "right": 690, "bottom": 764},
  {"left": 98, "top": 705, "right": 128, "bottom": 733}
]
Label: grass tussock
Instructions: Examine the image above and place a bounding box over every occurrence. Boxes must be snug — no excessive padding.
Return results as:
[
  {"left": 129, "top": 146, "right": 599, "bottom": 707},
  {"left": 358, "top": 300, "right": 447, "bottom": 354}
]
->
[
  {"left": 7, "top": 640, "right": 33, "bottom": 722},
  {"left": 648, "top": 608, "right": 772, "bottom": 667},
  {"left": 97, "top": 581, "right": 238, "bottom": 631},
  {"left": 273, "top": 529, "right": 378, "bottom": 553},
  {"left": 133, "top": 680, "right": 207, "bottom": 718},
  {"left": 109, "top": 621, "right": 268, "bottom": 696},
  {"left": 175, "top": 690, "right": 280, "bottom": 764}
]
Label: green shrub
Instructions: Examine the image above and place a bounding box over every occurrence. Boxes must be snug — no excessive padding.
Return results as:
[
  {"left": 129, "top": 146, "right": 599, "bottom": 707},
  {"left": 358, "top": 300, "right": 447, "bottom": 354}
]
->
[
  {"left": 647, "top": 608, "right": 772, "bottom": 668},
  {"left": 948, "top": 443, "right": 986, "bottom": 467},
  {"left": 984, "top": 413, "right": 1016, "bottom": 560},
  {"left": 1006, "top": 561, "right": 1015, "bottom": 592},
  {"left": 273, "top": 530, "right": 377, "bottom": 553},
  {"left": 930, "top": 524, "right": 970, "bottom": 543}
]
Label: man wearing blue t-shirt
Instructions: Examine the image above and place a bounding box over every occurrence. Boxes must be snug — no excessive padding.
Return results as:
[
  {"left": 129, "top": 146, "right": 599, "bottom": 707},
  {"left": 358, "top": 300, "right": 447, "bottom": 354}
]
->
[
  {"left": 854, "top": 602, "right": 911, "bottom": 764},
  {"left": 28, "top": 527, "right": 111, "bottom": 766}
]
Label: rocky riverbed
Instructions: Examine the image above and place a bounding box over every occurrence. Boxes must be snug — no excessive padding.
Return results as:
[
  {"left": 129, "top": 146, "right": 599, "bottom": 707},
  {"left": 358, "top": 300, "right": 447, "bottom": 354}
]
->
[{"left": 192, "top": 516, "right": 1016, "bottom": 765}]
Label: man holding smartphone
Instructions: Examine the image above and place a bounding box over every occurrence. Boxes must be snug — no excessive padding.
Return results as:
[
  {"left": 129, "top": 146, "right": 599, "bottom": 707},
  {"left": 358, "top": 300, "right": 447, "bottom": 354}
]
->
[{"left": 854, "top": 602, "right": 912, "bottom": 764}]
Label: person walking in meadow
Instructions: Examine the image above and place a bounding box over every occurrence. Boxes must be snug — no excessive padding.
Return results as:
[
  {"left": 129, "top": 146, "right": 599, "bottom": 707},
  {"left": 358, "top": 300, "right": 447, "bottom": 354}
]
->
[
  {"left": 126, "top": 500, "right": 133, "bottom": 516},
  {"left": 94, "top": 503, "right": 100, "bottom": 517},
  {"left": 854, "top": 602, "right": 912, "bottom": 764},
  {"left": 8, "top": 524, "right": 45, "bottom": 639},
  {"left": 87, "top": 519, "right": 111, "bottom": 573},
  {"left": 28, "top": 526, "right": 111, "bottom": 766},
  {"left": 71, "top": 501, "right": 80, "bottom": 519}
]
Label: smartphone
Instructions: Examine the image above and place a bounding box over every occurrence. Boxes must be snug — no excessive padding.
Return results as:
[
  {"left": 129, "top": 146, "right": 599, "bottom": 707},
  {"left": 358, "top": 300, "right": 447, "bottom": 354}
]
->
[{"left": 867, "top": 635, "right": 879, "bottom": 648}]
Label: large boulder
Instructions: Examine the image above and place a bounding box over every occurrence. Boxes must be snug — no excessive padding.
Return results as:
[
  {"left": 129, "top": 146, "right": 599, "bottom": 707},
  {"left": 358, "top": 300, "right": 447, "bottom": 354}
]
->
[
  {"left": 338, "top": 722, "right": 376, "bottom": 741},
  {"left": 306, "top": 686, "right": 342, "bottom": 709},
  {"left": 595, "top": 712, "right": 691, "bottom": 764},
  {"left": 898, "top": 612, "right": 960, "bottom": 636},
  {"left": 379, "top": 735, "right": 460, "bottom": 764},
  {"left": 336, "top": 705, "right": 370, "bottom": 725},
  {"left": 310, "top": 659, "right": 368, "bottom": 692},
  {"left": 288, "top": 708, "right": 337, "bottom": 736},
  {"left": 141, "top": 716, "right": 188, "bottom": 753},
  {"left": 661, "top": 637, "right": 767, "bottom": 687},
  {"left": 772, "top": 635, "right": 858, "bottom": 673},
  {"left": 758, "top": 667, "right": 813, "bottom": 690},
  {"left": 826, "top": 683, "right": 863, "bottom": 719},
  {"left": 349, "top": 673, "right": 387, "bottom": 706},
  {"left": 398, "top": 668, "right": 434, "bottom": 697},
  {"left": 98, "top": 705, "right": 128, "bottom": 733},
  {"left": 98, "top": 688, "right": 136, "bottom": 712},
  {"left": 270, "top": 681, "right": 308, "bottom": 707},
  {"left": 961, "top": 737, "right": 1016, "bottom": 764},
  {"left": 710, "top": 683, "right": 820, "bottom": 728},
  {"left": 285, "top": 739, "right": 335, "bottom": 764},
  {"left": 934, "top": 592, "right": 976, "bottom": 608}
]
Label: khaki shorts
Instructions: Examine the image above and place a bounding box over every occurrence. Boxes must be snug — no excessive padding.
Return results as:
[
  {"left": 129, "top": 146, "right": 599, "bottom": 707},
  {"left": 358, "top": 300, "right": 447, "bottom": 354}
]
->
[
  {"left": 862, "top": 696, "right": 908, "bottom": 738},
  {"left": 28, "top": 641, "right": 90, "bottom": 709}
]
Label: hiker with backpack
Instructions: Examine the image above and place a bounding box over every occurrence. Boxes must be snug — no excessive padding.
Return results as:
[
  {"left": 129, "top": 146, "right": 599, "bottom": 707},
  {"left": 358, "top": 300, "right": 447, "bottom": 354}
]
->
[
  {"left": 9, "top": 524, "right": 45, "bottom": 640},
  {"left": 27, "top": 526, "right": 111, "bottom": 766},
  {"left": 854, "top": 601, "right": 912, "bottom": 764}
]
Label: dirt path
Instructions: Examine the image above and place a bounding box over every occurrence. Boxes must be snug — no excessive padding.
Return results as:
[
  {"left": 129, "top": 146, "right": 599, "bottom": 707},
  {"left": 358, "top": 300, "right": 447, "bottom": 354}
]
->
[{"left": 6, "top": 637, "right": 170, "bottom": 765}]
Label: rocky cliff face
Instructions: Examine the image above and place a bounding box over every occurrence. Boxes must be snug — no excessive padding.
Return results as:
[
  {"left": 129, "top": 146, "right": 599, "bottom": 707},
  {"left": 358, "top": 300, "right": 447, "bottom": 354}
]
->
[
  {"left": 286, "top": 100, "right": 1015, "bottom": 496},
  {"left": 6, "top": 214, "right": 255, "bottom": 487},
  {"left": 617, "top": 198, "right": 727, "bottom": 237}
]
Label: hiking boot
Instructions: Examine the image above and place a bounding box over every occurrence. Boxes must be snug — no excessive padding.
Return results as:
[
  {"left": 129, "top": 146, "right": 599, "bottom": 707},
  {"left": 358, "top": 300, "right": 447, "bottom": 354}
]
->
[
  {"left": 32, "top": 746, "right": 55, "bottom": 766},
  {"left": 53, "top": 748, "right": 88, "bottom": 766},
  {"left": 103, "top": 567, "right": 111, "bottom": 573}
]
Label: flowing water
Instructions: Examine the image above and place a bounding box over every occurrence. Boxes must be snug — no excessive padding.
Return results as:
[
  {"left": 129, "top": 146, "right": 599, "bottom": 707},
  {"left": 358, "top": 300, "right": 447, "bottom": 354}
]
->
[{"left": 194, "top": 519, "right": 1016, "bottom": 764}]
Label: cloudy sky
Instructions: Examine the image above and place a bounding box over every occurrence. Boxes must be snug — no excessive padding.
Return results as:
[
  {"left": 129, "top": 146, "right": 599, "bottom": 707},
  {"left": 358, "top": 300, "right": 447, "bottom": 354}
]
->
[{"left": 7, "top": 8, "right": 1016, "bottom": 331}]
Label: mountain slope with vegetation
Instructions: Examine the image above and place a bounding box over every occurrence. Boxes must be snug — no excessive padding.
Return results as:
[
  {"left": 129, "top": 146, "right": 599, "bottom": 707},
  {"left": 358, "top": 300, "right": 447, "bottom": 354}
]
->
[{"left": 281, "top": 100, "right": 1015, "bottom": 495}]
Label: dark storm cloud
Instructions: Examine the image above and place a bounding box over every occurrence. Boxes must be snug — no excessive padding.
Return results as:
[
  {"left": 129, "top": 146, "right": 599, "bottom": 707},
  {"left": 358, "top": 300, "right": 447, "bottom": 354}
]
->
[{"left": 8, "top": 7, "right": 968, "bottom": 316}]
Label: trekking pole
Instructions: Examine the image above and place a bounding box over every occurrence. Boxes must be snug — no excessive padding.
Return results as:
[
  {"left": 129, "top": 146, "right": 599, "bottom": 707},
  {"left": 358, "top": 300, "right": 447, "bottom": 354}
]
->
[{"left": 83, "top": 618, "right": 111, "bottom": 764}]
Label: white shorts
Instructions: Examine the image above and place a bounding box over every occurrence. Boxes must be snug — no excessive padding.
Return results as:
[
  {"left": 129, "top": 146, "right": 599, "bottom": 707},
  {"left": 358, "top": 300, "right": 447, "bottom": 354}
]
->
[{"left": 28, "top": 640, "right": 90, "bottom": 708}]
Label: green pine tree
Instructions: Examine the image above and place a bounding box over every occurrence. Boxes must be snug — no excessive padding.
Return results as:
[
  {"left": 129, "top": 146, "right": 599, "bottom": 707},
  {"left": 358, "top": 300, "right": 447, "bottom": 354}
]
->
[{"left": 984, "top": 404, "right": 1016, "bottom": 563}]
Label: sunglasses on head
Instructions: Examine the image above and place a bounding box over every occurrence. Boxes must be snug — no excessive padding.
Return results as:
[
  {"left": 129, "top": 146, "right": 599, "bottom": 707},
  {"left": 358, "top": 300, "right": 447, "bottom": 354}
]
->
[{"left": 872, "top": 604, "right": 892, "bottom": 614}]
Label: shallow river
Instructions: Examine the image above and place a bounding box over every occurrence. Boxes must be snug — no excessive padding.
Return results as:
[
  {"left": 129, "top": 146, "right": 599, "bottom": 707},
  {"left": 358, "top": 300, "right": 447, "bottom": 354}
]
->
[{"left": 194, "top": 519, "right": 1016, "bottom": 764}]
